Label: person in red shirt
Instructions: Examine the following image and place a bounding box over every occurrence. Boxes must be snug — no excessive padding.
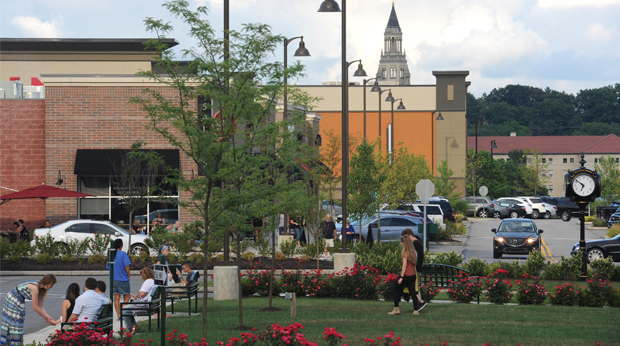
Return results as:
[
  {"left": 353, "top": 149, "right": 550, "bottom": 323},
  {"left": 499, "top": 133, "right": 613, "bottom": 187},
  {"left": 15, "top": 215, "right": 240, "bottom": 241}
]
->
[{"left": 388, "top": 236, "right": 420, "bottom": 316}]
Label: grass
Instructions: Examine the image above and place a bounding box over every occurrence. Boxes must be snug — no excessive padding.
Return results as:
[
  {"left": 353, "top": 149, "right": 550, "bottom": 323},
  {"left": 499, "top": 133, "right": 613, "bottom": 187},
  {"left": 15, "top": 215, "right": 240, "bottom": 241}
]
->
[{"left": 134, "top": 297, "right": 620, "bottom": 346}]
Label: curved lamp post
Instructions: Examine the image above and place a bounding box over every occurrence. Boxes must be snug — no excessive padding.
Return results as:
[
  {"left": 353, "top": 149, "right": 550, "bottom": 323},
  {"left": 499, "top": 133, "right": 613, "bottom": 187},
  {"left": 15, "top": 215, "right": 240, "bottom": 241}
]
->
[
  {"left": 385, "top": 90, "right": 405, "bottom": 158},
  {"left": 431, "top": 111, "right": 444, "bottom": 174},
  {"left": 362, "top": 78, "right": 378, "bottom": 138},
  {"left": 319, "top": 0, "right": 367, "bottom": 252},
  {"left": 283, "top": 36, "right": 311, "bottom": 120},
  {"left": 372, "top": 87, "right": 390, "bottom": 150},
  {"left": 473, "top": 116, "right": 487, "bottom": 198}
]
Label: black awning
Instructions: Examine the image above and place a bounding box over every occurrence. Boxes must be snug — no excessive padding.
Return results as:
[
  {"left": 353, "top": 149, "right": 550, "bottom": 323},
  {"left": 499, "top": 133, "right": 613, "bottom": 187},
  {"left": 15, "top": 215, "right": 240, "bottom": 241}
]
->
[{"left": 74, "top": 149, "right": 179, "bottom": 175}]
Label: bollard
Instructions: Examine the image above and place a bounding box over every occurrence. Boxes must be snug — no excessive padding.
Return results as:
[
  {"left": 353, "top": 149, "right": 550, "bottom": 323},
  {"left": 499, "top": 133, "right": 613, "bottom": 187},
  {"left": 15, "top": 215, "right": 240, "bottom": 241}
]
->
[{"left": 284, "top": 292, "right": 296, "bottom": 317}]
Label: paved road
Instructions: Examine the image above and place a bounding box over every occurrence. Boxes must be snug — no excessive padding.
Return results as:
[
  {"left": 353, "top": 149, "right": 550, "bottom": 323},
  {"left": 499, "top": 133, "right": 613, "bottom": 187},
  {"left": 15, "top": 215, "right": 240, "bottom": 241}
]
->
[
  {"left": 431, "top": 218, "right": 611, "bottom": 263},
  {"left": 0, "top": 274, "right": 146, "bottom": 337}
]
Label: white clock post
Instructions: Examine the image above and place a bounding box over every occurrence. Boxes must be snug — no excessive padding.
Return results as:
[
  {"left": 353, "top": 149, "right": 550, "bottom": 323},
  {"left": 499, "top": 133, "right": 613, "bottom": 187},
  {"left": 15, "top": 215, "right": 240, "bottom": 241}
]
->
[{"left": 564, "top": 154, "right": 601, "bottom": 280}]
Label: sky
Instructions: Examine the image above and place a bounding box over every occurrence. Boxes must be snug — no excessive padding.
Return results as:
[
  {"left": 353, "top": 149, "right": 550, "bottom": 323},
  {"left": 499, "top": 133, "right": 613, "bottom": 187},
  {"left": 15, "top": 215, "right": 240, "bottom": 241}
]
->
[{"left": 1, "top": 0, "right": 619, "bottom": 97}]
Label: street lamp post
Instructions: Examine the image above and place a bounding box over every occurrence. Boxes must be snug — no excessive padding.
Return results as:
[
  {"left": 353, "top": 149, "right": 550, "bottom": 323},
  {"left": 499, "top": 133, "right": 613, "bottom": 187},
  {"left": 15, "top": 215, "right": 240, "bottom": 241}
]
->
[
  {"left": 473, "top": 116, "right": 487, "bottom": 199},
  {"left": 385, "top": 91, "right": 405, "bottom": 157},
  {"left": 431, "top": 111, "right": 444, "bottom": 174},
  {"left": 363, "top": 78, "right": 379, "bottom": 138},
  {"left": 372, "top": 87, "right": 390, "bottom": 150},
  {"left": 283, "top": 36, "right": 311, "bottom": 120},
  {"left": 490, "top": 140, "right": 498, "bottom": 199},
  {"left": 319, "top": 0, "right": 367, "bottom": 252}
]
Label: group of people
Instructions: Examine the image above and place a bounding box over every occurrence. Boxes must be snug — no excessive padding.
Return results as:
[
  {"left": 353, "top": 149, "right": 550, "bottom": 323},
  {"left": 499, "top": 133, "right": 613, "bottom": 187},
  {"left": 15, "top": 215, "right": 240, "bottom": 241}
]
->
[
  {"left": 7, "top": 219, "right": 29, "bottom": 243},
  {"left": 388, "top": 228, "right": 428, "bottom": 316}
]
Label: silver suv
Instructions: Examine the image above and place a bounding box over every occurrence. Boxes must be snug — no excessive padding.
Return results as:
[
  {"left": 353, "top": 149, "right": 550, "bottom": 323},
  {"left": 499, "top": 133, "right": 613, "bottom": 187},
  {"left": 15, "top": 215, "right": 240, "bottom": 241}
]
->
[
  {"left": 517, "top": 196, "right": 547, "bottom": 219},
  {"left": 461, "top": 196, "right": 496, "bottom": 218}
]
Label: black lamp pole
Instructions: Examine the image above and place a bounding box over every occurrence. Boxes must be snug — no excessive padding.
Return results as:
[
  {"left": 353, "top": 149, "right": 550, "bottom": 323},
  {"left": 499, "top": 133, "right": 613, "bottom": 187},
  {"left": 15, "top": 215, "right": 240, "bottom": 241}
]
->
[
  {"left": 223, "top": 0, "right": 230, "bottom": 261},
  {"left": 319, "top": 0, "right": 366, "bottom": 252},
  {"left": 363, "top": 78, "right": 378, "bottom": 139},
  {"left": 372, "top": 88, "right": 390, "bottom": 150},
  {"left": 283, "top": 36, "right": 311, "bottom": 120},
  {"left": 473, "top": 116, "right": 487, "bottom": 197},
  {"left": 490, "top": 140, "right": 498, "bottom": 199},
  {"left": 386, "top": 91, "right": 405, "bottom": 158},
  {"left": 432, "top": 112, "right": 444, "bottom": 174}
]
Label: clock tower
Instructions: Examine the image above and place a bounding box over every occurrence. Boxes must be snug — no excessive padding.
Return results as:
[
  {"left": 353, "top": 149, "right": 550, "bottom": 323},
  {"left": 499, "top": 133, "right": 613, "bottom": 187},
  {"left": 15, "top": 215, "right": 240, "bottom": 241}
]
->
[{"left": 375, "top": 2, "right": 411, "bottom": 85}]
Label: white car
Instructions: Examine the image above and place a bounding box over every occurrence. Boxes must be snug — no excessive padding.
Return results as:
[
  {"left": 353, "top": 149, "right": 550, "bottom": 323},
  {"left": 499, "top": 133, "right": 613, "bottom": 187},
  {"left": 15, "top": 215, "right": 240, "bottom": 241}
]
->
[
  {"left": 497, "top": 198, "right": 534, "bottom": 218},
  {"left": 517, "top": 196, "right": 547, "bottom": 219},
  {"left": 31, "top": 220, "right": 154, "bottom": 256}
]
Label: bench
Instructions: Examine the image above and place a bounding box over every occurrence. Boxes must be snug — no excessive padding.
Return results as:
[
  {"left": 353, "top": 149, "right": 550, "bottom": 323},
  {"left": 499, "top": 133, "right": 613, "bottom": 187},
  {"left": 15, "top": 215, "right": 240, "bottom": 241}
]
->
[
  {"left": 419, "top": 263, "right": 470, "bottom": 287},
  {"left": 168, "top": 271, "right": 200, "bottom": 315},
  {"left": 119, "top": 286, "right": 162, "bottom": 333},
  {"left": 60, "top": 304, "right": 113, "bottom": 334}
]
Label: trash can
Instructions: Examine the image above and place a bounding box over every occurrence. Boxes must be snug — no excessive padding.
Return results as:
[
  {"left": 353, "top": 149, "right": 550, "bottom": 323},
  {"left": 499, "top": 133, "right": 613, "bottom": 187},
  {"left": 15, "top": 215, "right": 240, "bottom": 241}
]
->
[{"left": 418, "top": 223, "right": 438, "bottom": 248}]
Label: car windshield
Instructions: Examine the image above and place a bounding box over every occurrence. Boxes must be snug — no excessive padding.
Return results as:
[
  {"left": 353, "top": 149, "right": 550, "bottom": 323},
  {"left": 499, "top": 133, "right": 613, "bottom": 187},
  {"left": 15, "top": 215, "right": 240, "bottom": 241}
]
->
[
  {"left": 348, "top": 216, "right": 375, "bottom": 226},
  {"left": 108, "top": 222, "right": 130, "bottom": 235},
  {"left": 500, "top": 221, "right": 535, "bottom": 233}
]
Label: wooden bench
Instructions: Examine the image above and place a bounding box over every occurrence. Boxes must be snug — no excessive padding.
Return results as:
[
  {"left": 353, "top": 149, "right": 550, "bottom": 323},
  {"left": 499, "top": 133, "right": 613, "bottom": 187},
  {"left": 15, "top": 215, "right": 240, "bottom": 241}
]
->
[
  {"left": 60, "top": 304, "right": 113, "bottom": 334},
  {"left": 168, "top": 271, "right": 200, "bottom": 315},
  {"left": 119, "top": 286, "right": 162, "bottom": 332},
  {"left": 419, "top": 263, "right": 470, "bottom": 287}
]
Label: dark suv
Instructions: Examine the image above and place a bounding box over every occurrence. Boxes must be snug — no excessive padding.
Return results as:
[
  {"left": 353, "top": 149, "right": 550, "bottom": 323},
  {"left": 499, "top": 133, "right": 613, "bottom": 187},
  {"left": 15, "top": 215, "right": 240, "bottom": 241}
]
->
[{"left": 539, "top": 196, "right": 580, "bottom": 221}]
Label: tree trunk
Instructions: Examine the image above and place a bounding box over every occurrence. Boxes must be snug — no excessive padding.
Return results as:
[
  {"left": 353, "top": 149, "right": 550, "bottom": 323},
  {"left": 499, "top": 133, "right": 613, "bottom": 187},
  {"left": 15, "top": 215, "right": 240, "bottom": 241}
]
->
[
  {"left": 202, "top": 215, "right": 209, "bottom": 339},
  {"left": 237, "top": 235, "right": 243, "bottom": 328},
  {"left": 128, "top": 211, "right": 133, "bottom": 254}
]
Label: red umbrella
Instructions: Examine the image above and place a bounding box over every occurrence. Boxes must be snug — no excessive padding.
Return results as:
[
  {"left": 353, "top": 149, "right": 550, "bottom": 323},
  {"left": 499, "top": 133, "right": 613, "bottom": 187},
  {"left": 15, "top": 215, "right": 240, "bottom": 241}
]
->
[{"left": 0, "top": 184, "right": 93, "bottom": 203}]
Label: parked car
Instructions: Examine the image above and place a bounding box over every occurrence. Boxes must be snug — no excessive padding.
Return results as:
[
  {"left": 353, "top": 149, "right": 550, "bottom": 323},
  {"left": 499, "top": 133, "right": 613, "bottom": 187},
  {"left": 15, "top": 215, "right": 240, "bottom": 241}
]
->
[
  {"left": 428, "top": 199, "right": 455, "bottom": 223},
  {"left": 32, "top": 220, "right": 154, "bottom": 256},
  {"left": 492, "top": 200, "right": 527, "bottom": 219},
  {"left": 395, "top": 203, "right": 446, "bottom": 229},
  {"left": 461, "top": 196, "right": 496, "bottom": 218},
  {"left": 516, "top": 196, "right": 547, "bottom": 219},
  {"left": 497, "top": 197, "right": 534, "bottom": 218},
  {"left": 570, "top": 233, "right": 620, "bottom": 262},
  {"left": 539, "top": 196, "right": 580, "bottom": 221},
  {"left": 491, "top": 219, "right": 543, "bottom": 259},
  {"left": 607, "top": 207, "right": 620, "bottom": 228},
  {"left": 321, "top": 200, "right": 342, "bottom": 218},
  {"left": 336, "top": 214, "right": 425, "bottom": 243}
]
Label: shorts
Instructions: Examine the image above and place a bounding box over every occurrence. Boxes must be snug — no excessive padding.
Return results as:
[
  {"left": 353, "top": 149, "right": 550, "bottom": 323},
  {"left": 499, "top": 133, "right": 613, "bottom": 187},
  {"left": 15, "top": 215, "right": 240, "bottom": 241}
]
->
[
  {"left": 113, "top": 280, "right": 131, "bottom": 295},
  {"left": 325, "top": 239, "right": 334, "bottom": 248}
]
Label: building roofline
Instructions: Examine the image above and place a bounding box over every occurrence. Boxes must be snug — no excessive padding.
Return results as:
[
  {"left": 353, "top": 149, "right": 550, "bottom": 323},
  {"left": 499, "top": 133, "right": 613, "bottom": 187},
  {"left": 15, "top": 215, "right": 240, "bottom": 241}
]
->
[{"left": 0, "top": 38, "right": 179, "bottom": 52}]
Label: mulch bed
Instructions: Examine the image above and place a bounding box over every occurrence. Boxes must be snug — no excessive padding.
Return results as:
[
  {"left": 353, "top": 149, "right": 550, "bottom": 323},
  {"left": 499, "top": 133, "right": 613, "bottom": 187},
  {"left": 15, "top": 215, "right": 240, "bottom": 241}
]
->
[{"left": 0, "top": 257, "right": 333, "bottom": 272}]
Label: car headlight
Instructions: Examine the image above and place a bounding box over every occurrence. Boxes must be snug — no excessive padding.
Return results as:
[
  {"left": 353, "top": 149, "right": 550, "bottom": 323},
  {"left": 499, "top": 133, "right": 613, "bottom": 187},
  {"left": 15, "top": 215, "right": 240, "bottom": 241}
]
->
[
  {"left": 495, "top": 236, "right": 505, "bottom": 243},
  {"left": 527, "top": 237, "right": 537, "bottom": 244},
  {"left": 572, "top": 243, "right": 579, "bottom": 252}
]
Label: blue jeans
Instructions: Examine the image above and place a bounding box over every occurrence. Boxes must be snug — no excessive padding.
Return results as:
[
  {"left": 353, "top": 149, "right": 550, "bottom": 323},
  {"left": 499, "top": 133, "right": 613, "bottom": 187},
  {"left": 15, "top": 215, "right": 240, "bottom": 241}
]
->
[
  {"left": 294, "top": 228, "right": 302, "bottom": 241},
  {"left": 113, "top": 281, "right": 131, "bottom": 295}
]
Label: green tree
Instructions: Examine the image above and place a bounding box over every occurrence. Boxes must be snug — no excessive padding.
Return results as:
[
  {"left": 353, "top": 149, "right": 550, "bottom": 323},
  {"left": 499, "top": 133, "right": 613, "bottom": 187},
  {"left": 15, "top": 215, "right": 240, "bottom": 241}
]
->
[
  {"left": 507, "top": 149, "right": 527, "bottom": 196},
  {"left": 131, "top": 0, "right": 314, "bottom": 337},
  {"left": 595, "top": 155, "right": 620, "bottom": 204},
  {"left": 520, "top": 149, "right": 550, "bottom": 195},
  {"left": 383, "top": 145, "right": 433, "bottom": 205},
  {"left": 464, "top": 149, "right": 483, "bottom": 196},
  {"left": 318, "top": 129, "right": 342, "bottom": 217},
  {"left": 434, "top": 160, "right": 461, "bottom": 203},
  {"left": 348, "top": 138, "right": 381, "bottom": 243}
]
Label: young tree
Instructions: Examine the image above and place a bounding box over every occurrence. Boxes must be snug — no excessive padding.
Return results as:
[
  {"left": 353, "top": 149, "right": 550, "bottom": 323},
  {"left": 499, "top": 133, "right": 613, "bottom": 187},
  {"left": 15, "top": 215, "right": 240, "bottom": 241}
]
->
[
  {"left": 507, "top": 149, "right": 527, "bottom": 196},
  {"left": 318, "top": 129, "right": 342, "bottom": 217},
  {"left": 434, "top": 160, "right": 461, "bottom": 203},
  {"left": 131, "top": 0, "right": 315, "bottom": 338},
  {"left": 595, "top": 155, "right": 620, "bottom": 204},
  {"left": 348, "top": 138, "right": 381, "bottom": 243},
  {"left": 383, "top": 146, "right": 433, "bottom": 206},
  {"left": 520, "top": 148, "right": 550, "bottom": 195},
  {"left": 465, "top": 149, "right": 483, "bottom": 196}
]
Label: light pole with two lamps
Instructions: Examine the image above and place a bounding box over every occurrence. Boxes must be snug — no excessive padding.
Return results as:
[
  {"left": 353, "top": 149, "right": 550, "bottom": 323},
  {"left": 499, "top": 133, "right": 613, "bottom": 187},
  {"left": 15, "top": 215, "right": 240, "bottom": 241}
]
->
[
  {"left": 385, "top": 90, "right": 405, "bottom": 158},
  {"left": 362, "top": 78, "right": 380, "bottom": 139},
  {"left": 473, "top": 116, "right": 487, "bottom": 200},
  {"left": 319, "top": 0, "right": 367, "bottom": 252}
]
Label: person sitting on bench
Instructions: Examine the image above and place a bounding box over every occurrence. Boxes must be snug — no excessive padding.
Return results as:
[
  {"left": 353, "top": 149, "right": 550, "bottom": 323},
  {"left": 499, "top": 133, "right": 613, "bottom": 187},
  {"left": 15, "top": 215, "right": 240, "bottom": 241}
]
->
[
  {"left": 174, "top": 262, "right": 194, "bottom": 286},
  {"left": 67, "top": 278, "right": 110, "bottom": 325}
]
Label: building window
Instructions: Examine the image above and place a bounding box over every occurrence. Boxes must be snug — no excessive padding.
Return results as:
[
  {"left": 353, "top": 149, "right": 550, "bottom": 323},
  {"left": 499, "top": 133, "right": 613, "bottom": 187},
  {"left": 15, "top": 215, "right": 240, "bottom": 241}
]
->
[
  {"left": 570, "top": 158, "right": 574, "bottom": 163},
  {"left": 595, "top": 158, "right": 598, "bottom": 163},
  {"left": 382, "top": 68, "right": 386, "bottom": 79},
  {"left": 549, "top": 158, "right": 553, "bottom": 164},
  {"left": 542, "top": 158, "right": 546, "bottom": 163},
  {"left": 542, "top": 171, "right": 547, "bottom": 177},
  {"left": 549, "top": 170, "right": 554, "bottom": 178},
  {"left": 616, "top": 158, "right": 619, "bottom": 164},
  {"left": 549, "top": 185, "right": 554, "bottom": 193},
  {"left": 390, "top": 67, "right": 396, "bottom": 79},
  {"left": 563, "top": 158, "right": 567, "bottom": 163},
  {"left": 400, "top": 67, "right": 405, "bottom": 79},
  {"left": 527, "top": 158, "right": 532, "bottom": 163}
]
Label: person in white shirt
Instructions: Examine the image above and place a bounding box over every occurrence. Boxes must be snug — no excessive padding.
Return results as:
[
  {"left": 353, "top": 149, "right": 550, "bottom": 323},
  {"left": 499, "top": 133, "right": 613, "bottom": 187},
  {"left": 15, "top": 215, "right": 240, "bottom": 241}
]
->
[
  {"left": 122, "top": 268, "right": 155, "bottom": 335},
  {"left": 67, "top": 278, "right": 111, "bottom": 324}
]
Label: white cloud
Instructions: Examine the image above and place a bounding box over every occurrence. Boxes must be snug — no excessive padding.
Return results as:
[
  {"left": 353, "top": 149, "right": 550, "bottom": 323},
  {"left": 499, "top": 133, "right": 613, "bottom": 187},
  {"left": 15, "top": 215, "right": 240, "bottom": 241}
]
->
[
  {"left": 10, "top": 16, "right": 60, "bottom": 38},
  {"left": 537, "top": 0, "right": 620, "bottom": 8},
  {"left": 586, "top": 23, "right": 613, "bottom": 41}
]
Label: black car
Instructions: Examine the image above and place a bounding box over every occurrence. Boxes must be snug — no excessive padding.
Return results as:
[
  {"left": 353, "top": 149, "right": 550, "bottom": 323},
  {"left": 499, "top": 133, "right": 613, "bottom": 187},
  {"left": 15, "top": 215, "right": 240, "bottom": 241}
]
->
[
  {"left": 492, "top": 219, "right": 543, "bottom": 259},
  {"left": 539, "top": 196, "right": 580, "bottom": 221},
  {"left": 570, "top": 233, "right": 620, "bottom": 262},
  {"left": 428, "top": 200, "right": 455, "bottom": 223},
  {"left": 492, "top": 200, "right": 527, "bottom": 219}
]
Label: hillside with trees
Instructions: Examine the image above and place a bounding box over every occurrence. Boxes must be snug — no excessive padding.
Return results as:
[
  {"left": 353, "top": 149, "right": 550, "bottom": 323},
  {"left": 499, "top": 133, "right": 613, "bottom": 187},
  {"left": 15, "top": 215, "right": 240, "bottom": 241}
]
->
[{"left": 467, "top": 84, "right": 620, "bottom": 136}]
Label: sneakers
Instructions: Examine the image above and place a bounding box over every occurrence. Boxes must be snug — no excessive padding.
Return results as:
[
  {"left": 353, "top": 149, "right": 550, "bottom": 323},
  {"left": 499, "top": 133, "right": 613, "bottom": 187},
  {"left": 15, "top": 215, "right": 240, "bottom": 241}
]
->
[
  {"left": 418, "top": 301, "right": 428, "bottom": 311},
  {"left": 412, "top": 310, "right": 419, "bottom": 316},
  {"left": 388, "top": 307, "right": 400, "bottom": 315}
]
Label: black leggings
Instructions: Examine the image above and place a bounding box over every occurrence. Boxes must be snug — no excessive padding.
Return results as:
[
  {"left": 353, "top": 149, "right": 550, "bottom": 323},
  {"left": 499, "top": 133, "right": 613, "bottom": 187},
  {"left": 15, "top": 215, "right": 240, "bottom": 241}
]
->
[{"left": 392, "top": 275, "right": 419, "bottom": 310}]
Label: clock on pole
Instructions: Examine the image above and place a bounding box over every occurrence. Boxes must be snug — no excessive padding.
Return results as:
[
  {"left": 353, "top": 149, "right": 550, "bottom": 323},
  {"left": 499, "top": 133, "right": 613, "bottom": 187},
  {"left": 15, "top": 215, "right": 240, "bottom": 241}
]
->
[{"left": 564, "top": 153, "right": 601, "bottom": 280}]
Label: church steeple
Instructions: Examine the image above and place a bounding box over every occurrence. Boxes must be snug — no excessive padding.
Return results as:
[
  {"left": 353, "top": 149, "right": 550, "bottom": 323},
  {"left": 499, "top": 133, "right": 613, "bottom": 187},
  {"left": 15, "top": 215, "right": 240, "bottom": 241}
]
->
[{"left": 376, "top": 2, "right": 411, "bottom": 85}]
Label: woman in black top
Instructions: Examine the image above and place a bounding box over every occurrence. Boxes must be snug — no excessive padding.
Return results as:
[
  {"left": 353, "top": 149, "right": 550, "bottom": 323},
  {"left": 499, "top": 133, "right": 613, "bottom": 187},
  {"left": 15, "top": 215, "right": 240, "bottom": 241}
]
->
[{"left": 60, "top": 283, "right": 80, "bottom": 323}]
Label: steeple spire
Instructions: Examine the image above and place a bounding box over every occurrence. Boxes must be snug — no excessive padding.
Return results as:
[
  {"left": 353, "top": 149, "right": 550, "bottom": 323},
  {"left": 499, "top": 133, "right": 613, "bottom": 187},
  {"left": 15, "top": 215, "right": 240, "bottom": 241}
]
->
[
  {"left": 375, "top": 2, "right": 410, "bottom": 85},
  {"left": 386, "top": 3, "right": 400, "bottom": 29}
]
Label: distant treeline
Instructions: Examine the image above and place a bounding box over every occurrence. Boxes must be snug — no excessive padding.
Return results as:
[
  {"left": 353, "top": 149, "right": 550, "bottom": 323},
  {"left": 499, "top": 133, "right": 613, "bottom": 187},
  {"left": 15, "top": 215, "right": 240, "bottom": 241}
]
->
[{"left": 467, "top": 83, "right": 620, "bottom": 136}]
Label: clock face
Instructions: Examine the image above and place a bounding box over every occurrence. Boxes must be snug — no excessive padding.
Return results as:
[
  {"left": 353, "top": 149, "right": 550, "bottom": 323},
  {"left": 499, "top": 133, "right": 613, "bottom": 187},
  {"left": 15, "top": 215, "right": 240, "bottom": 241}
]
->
[{"left": 572, "top": 174, "right": 595, "bottom": 197}]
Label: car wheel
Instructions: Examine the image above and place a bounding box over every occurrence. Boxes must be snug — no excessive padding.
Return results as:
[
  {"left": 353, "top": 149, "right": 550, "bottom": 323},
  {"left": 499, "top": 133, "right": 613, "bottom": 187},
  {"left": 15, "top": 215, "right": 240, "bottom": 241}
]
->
[
  {"left": 587, "top": 248, "right": 605, "bottom": 262},
  {"left": 493, "top": 251, "right": 501, "bottom": 259},
  {"left": 544, "top": 211, "right": 551, "bottom": 219},
  {"left": 477, "top": 209, "right": 489, "bottom": 218},
  {"left": 510, "top": 211, "right": 519, "bottom": 219},
  {"left": 494, "top": 211, "right": 502, "bottom": 219},
  {"left": 561, "top": 210, "right": 572, "bottom": 222},
  {"left": 131, "top": 244, "right": 149, "bottom": 256},
  {"left": 54, "top": 242, "right": 69, "bottom": 256},
  {"left": 532, "top": 210, "right": 540, "bottom": 219}
]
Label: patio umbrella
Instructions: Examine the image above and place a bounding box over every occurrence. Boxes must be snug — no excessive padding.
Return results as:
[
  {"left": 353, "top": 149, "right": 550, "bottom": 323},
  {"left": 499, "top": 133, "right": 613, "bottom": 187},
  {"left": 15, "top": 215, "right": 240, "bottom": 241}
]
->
[{"left": 0, "top": 184, "right": 92, "bottom": 205}]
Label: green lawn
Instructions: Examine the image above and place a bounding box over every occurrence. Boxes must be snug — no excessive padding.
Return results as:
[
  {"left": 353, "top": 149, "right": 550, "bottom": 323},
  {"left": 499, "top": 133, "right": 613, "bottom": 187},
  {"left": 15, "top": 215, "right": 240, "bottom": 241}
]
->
[{"left": 135, "top": 297, "right": 620, "bottom": 346}]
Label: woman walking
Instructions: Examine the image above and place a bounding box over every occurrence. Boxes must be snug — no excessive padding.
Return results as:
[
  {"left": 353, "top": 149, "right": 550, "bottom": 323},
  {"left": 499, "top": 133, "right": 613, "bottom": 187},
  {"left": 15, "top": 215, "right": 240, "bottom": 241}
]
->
[
  {"left": 1, "top": 274, "right": 58, "bottom": 345},
  {"left": 388, "top": 236, "right": 420, "bottom": 316}
]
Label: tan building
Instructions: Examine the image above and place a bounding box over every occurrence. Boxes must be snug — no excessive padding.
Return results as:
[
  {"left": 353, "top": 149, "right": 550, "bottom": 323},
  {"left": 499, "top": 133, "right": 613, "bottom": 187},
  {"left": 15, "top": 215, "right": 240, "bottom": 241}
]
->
[{"left": 468, "top": 134, "right": 620, "bottom": 197}]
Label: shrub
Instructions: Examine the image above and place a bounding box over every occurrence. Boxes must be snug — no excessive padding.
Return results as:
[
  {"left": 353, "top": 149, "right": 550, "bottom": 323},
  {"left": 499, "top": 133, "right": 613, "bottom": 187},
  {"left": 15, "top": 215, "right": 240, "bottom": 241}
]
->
[
  {"left": 584, "top": 277, "right": 614, "bottom": 307},
  {"left": 144, "top": 226, "right": 170, "bottom": 254},
  {"left": 274, "top": 252, "right": 286, "bottom": 261},
  {"left": 515, "top": 278, "right": 547, "bottom": 305},
  {"left": 590, "top": 257, "right": 616, "bottom": 280},
  {"left": 67, "top": 238, "right": 89, "bottom": 261},
  {"left": 170, "top": 230, "right": 196, "bottom": 260},
  {"left": 331, "top": 263, "right": 380, "bottom": 300},
  {"left": 420, "top": 281, "right": 440, "bottom": 302},
  {"left": 167, "top": 252, "right": 178, "bottom": 264},
  {"left": 452, "top": 199, "right": 469, "bottom": 215},
  {"left": 462, "top": 257, "right": 489, "bottom": 277},
  {"left": 231, "top": 239, "right": 251, "bottom": 258},
  {"left": 485, "top": 278, "right": 513, "bottom": 305},
  {"left": 90, "top": 233, "right": 112, "bottom": 257},
  {"left": 130, "top": 254, "right": 141, "bottom": 264},
  {"left": 549, "top": 283, "right": 582, "bottom": 306},
  {"left": 33, "top": 233, "right": 57, "bottom": 256},
  {"left": 88, "top": 254, "right": 106, "bottom": 264},
  {"left": 241, "top": 251, "right": 256, "bottom": 262},
  {"left": 323, "top": 327, "right": 346, "bottom": 346},
  {"left": 488, "top": 261, "right": 524, "bottom": 279},
  {"left": 245, "top": 269, "right": 280, "bottom": 297},
  {"left": 37, "top": 253, "right": 52, "bottom": 264},
  {"left": 6, "top": 240, "right": 32, "bottom": 262},
  {"left": 607, "top": 224, "right": 620, "bottom": 238},
  {"left": 297, "top": 239, "right": 325, "bottom": 259},
  {"left": 187, "top": 252, "right": 204, "bottom": 265},
  {"left": 431, "top": 251, "right": 463, "bottom": 267},
  {"left": 241, "top": 278, "right": 256, "bottom": 296},
  {"left": 303, "top": 269, "right": 335, "bottom": 298},
  {"left": 591, "top": 217, "right": 607, "bottom": 227},
  {"left": 376, "top": 273, "right": 398, "bottom": 302},
  {"left": 327, "top": 239, "right": 342, "bottom": 256},
  {"left": 447, "top": 275, "right": 481, "bottom": 303},
  {"left": 279, "top": 238, "right": 297, "bottom": 259},
  {"left": 279, "top": 267, "right": 306, "bottom": 296},
  {"left": 524, "top": 249, "right": 546, "bottom": 277},
  {"left": 46, "top": 321, "right": 141, "bottom": 346},
  {"left": 355, "top": 242, "right": 403, "bottom": 275},
  {"left": 543, "top": 255, "right": 581, "bottom": 281},
  {"left": 609, "top": 288, "right": 620, "bottom": 308},
  {"left": 299, "top": 255, "right": 311, "bottom": 263},
  {"left": 584, "top": 216, "right": 596, "bottom": 222},
  {"left": 490, "top": 268, "right": 510, "bottom": 279},
  {"left": 254, "top": 236, "right": 271, "bottom": 260},
  {"left": 60, "top": 254, "right": 75, "bottom": 262},
  {"left": 0, "top": 238, "right": 9, "bottom": 261}
]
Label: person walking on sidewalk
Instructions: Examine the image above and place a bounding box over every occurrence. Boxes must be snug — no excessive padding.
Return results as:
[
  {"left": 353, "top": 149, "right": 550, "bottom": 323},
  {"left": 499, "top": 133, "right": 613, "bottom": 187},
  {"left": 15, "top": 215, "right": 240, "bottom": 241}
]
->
[
  {"left": 1, "top": 274, "right": 58, "bottom": 346},
  {"left": 106, "top": 239, "right": 131, "bottom": 321},
  {"left": 321, "top": 214, "right": 336, "bottom": 257},
  {"left": 388, "top": 236, "right": 420, "bottom": 316}
]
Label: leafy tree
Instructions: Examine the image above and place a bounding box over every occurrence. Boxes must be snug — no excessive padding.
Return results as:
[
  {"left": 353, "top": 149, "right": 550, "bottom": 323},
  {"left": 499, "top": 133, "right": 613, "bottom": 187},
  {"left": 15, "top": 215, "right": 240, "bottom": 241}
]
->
[
  {"left": 131, "top": 0, "right": 314, "bottom": 337},
  {"left": 520, "top": 149, "right": 550, "bottom": 195},
  {"left": 318, "top": 129, "right": 342, "bottom": 217},
  {"left": 383, "top": 145, "right": 433, "bottom": 206},
  {"left": 507, "top": 149, "right": 527, "bottom": 196},
  {"left": 464, "top": 149, "right": 483, "bottom": 196},
  {"left": 595, "top": 155, "right": 620, "bottom": 204},
  {"left": 434, "top": 160, "right": 461, "bottom": 203}
]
